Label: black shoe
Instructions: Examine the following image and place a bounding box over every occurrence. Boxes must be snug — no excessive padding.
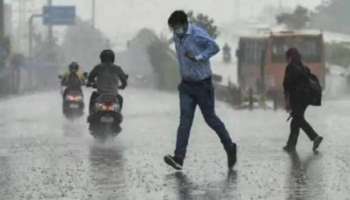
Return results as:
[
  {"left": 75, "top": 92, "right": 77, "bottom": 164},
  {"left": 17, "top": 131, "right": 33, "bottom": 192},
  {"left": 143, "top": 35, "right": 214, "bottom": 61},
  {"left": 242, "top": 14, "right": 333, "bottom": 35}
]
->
[
  {"left": 283, "top": 145, "right": 296, "bottom": 153},
  {"left": 225, "top": 143, "right": 237, "bottom": 169},
  {"left": 313, "top": 136, "right": 323, "bottom": 152},
  {"left": 164, "top": 155, "right": 183, "bottom": 170}
]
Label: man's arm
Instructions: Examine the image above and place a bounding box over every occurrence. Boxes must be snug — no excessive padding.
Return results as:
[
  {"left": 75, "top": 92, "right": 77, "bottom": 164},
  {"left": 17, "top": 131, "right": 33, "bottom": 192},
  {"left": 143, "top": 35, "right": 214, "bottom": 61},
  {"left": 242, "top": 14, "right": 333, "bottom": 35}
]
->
[
  {"left": 193, "top": 34, "right": 220, "bottom": 61},
  {"left": 283, "top": 65, "right": 297, "bottom": 97},
  {"left": 61, "top": 72, "right": 69, "bottom": 86},
  {"left": 283, "top": 66, "right": 291, "bottom": 96},
  {"left": 283, "top": 65, "right": 294, "bottom": 112},
  {"left": 115, "top": 66, "right": 128, "bottom": 89},
  {"left": 88, "top": 65, "right": 99, "bottom": 84}
]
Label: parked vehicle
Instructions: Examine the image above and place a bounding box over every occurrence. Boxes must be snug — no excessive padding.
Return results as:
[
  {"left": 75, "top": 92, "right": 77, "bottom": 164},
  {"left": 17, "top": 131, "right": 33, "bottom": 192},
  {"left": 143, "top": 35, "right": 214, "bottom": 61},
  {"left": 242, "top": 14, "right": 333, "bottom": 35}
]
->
[{"left": 236, "top": 31, "right": 326, "bottom": 109}]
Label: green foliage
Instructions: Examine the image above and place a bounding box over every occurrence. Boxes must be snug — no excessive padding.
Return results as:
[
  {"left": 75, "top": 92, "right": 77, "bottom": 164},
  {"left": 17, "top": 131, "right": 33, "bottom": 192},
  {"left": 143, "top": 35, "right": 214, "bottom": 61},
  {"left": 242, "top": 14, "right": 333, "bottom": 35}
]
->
[
  {"left": 325, "top": 42, "right": 350, "bottom": 67},
  {"left": 276, "top": 6, "right": 310, "bottom": 30},
  {"left": 147, "top": 37, "right": 180, "bottom": 91},
  {"left": 311, "top": 0, "right": 350, "bottom": 34},
  {"left": 61, "top": 18, "right": 111, "bottom": 70},
  {"left": 187, "top": 11, "right": 219, "bottom": 39},
  {"left": 0, "top": 36, "right": 10, "bottom": 68}
]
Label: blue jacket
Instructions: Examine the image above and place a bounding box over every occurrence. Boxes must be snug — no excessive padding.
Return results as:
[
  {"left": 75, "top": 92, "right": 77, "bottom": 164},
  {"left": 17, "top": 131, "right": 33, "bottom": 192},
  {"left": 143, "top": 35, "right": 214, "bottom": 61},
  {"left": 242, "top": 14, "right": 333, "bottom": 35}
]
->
[{"left": 173, "top": 24, "right": 220, "bottom": 82}]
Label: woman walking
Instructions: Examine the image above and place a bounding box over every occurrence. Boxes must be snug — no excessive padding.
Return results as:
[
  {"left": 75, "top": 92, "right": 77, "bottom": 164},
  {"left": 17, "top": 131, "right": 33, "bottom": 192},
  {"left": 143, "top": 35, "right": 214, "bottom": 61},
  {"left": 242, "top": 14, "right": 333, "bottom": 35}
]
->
[{"left": 283, "top": 48, "right": 323, "bottom": 152}]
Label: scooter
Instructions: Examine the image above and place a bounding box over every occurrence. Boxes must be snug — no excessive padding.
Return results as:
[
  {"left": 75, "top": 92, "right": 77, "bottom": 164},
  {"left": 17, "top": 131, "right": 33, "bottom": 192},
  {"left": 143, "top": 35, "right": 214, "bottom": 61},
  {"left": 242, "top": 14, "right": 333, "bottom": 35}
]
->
[
  {"left": 62, "top": 89, "right": 85, "bottom": 118},
  {"left": 58, "top": 74, "right": 87, "bottom": 119},
  {"left": 87, "top": 84, "right": 123, "bottom": 141}
]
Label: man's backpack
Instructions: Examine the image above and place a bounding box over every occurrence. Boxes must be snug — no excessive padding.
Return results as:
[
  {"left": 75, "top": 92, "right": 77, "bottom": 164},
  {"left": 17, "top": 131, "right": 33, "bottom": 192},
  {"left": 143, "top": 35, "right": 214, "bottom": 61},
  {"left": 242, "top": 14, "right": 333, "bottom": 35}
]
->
[{"left": 304, "top": 68, "right": 322, "bottom": 106}]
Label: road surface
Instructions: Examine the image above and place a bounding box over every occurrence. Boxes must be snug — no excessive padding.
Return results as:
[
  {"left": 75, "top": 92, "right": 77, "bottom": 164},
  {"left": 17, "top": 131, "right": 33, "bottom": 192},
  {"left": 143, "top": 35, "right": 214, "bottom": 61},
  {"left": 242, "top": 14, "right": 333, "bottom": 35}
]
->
[{"left": 0, "top": 88, "right": 349, "bottom": 200}]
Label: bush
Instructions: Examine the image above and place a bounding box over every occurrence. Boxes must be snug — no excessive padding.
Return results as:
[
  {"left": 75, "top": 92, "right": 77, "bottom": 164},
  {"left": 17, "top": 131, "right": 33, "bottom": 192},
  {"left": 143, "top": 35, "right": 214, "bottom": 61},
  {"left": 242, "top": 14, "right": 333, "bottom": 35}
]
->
[
  {"left": 276, "top": 6, "right": 310, "bottom": 30},
  {"left": 325, "top": 42, "right": 350, "bottom": 67},
  {"left": 147, "top": 38, "right": 180, "bottom": 91},
  {"left": 187, "top": 11, "right": 219, "bottom": 39}
]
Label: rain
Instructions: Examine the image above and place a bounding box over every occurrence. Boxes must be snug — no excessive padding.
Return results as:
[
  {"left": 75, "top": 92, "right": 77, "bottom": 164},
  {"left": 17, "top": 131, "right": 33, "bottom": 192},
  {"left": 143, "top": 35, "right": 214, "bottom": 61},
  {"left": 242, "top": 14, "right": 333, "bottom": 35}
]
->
[{"left": 0, "top": 0, "right": 349, "bottom": 199}]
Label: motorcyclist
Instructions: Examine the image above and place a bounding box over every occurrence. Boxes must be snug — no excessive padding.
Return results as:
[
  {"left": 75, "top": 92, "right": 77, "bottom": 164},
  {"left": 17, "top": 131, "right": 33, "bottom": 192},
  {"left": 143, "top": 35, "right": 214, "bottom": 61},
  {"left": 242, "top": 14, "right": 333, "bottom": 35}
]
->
[
  {"left": 87, "top": 49, "right": 128, "bottom": 116},
  {"left": 60, "top": 62, "right": 86, "bottom": 98}
]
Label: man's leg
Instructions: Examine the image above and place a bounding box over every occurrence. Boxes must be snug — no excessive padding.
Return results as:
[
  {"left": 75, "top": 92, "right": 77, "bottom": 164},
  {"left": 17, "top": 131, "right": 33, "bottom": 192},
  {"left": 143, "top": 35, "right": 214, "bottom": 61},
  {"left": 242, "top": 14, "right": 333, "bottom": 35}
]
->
[
  {"left": 165, "top": 89, "right": 196, "bottom": 170},
  {"left": 197, "top": 84, "right": 237, "bottom": 168},
  {"left": 297, "top": 105, "right": 318, "bottom": 141},
  {"left": 197, "top": 85, "right": 233, "bottom": 146},
  {"left": 285, "top": 103, "right": 306, "bottom": 149},
  {"left": 62, "top": 88, "right": 69, "bottom": 113},
  {"left": 286, "top": 118, "right": 301, "bottom": 149},
  {"left": 297, "top": 104, "right": 323, "bottom": 152},
  {"left": 89, "top": 92, "right": 99, "bottom": 115},
  {"left": 63, "top": 88, "right": 68, "bottom": 99},
  {"left": 174, "top": 90, "right": 197, "bottom": 159},
  {"left": 117, "top": 94, "right": 124, "bottom": 110}
]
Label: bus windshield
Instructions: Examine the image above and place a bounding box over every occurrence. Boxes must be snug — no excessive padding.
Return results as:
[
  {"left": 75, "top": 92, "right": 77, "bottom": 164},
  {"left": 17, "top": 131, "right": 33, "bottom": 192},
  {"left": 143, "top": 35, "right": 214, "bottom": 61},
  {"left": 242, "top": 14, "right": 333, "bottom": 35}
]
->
[
  {"left": 239, "top": 39, "right": 267, "bottom": 65},
  {"left": 271, "top": 36, "right": 322, "bottom": 63}
]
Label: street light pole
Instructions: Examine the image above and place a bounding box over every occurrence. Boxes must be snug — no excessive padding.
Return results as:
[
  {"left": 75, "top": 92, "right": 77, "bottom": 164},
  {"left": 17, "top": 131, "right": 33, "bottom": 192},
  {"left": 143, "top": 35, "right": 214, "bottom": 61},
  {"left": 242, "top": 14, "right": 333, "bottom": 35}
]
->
[
  {"left": 92, "top": 0, "right": 96, "bottom": 27},
  {"left": 0, "top": 0, "right": 4, "bottom": 37},
  {"left": 47, "top": 0, "right": 53, "bottom": 44},
  {"left": 279, "top": 0, "right": 283, "bottom": 10},
  {"left": 28, "top": 14, "right": 43, "bottom": 58},
  {"left": 234, "top": 0, "right": 240, "bottom": 21}
]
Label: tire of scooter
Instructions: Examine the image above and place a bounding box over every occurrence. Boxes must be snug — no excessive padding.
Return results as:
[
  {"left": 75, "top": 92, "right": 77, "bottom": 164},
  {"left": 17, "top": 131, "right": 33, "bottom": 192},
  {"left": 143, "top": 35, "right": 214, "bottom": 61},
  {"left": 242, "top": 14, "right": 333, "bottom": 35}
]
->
[{"left": 89, "top": 115, "right": 122, "bottom": 138}]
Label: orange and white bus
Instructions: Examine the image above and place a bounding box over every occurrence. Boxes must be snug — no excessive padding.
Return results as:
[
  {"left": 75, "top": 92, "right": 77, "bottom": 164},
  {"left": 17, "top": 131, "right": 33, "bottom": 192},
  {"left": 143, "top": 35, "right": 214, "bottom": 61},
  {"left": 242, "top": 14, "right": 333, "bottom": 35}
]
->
[{"left": 236, "top": 31, "right": 326, "bottom": 108}]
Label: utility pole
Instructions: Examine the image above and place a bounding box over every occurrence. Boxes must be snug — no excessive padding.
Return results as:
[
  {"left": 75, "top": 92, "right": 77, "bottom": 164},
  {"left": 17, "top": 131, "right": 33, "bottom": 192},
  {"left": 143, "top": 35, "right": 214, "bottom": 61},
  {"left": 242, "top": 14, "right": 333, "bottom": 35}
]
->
[
  {"left": 28, "top": 14, "right": 42, "bottom": 58},
  {"left": 278, "top": 0, "right": 283, "bottom": 10},
  {"left": 16, "top": 0, "right": 28, "bottom": 54},
  {"left": 235, "top": 0, "right": 240, "bottom": 21},
  {"left": 47, "top": 0, "right": 53, "bottom": 44},
  {"left": 0, "top": 0, "right": 4, "bottom": 37},
  {"left": 92, "top": 0, "right": 96, "bottom": 28}
]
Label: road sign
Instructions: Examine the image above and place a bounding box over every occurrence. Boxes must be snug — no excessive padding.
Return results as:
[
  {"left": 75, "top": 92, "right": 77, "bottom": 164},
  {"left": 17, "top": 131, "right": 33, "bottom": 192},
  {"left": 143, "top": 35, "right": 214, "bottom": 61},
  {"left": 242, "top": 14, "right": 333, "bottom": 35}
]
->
[{"left": 43, "top": 6, "right": 76, "bottom": 26}]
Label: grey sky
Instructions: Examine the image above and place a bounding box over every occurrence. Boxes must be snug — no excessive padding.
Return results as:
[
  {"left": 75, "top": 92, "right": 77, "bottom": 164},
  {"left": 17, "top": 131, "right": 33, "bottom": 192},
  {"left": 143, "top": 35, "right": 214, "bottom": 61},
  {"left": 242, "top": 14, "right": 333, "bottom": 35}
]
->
[{"left": 6, "top": 0, "right": 323, "bottom": 46}]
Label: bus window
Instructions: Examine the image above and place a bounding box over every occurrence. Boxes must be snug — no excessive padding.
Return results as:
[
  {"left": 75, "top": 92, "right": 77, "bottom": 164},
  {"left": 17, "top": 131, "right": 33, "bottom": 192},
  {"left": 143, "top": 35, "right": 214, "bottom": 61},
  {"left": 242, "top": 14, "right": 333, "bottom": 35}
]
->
[
  {"left": 271, "top": 36, "right": 322, "bottom": 63},
  {"left": 240, "top": 39, "right": 266, "bottom": 65}
]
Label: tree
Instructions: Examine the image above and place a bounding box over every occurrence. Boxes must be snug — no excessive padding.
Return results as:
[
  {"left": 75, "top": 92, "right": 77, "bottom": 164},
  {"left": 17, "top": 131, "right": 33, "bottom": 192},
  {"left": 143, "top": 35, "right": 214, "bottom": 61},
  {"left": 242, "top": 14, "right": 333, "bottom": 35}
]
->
[
  {"left": 0, "top": 36, "right": 10, "bottom": 68},
  {"left": 276, "top": 6, "right": 310, "bottom": 30},
  {"left": 325, "top": 42, "right": 350, "bottom": 68},
  {"left": 187, "top": 11, "right": 219, "bottom": 39},
  {"left": 311, "top": 0, "right": 350, "bottom": 34},
  {"left": 147, "top": 32, "right": 180, "bottom": 91},
  {"left": 61, "top": 18, "right": 111, "bottom": 70}
]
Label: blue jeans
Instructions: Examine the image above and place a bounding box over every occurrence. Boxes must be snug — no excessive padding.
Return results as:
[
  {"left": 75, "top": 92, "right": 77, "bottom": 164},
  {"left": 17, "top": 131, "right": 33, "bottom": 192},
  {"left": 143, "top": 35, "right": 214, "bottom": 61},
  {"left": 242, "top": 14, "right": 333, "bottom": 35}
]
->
[{"left": 174, "top": 79, "right": 233, "bottom": 158}]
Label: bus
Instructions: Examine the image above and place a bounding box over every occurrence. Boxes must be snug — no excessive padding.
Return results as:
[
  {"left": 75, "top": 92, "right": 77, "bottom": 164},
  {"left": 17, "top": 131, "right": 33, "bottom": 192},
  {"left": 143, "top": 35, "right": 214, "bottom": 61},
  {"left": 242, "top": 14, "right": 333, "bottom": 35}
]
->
[{"left": 236, "top": 31, "right": 326, "bottom": 109}]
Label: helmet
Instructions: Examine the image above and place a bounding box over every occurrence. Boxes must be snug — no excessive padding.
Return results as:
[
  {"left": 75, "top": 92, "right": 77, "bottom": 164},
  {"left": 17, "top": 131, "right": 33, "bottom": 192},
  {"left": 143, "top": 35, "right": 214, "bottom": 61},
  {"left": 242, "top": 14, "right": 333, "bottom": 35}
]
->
[
  {"left": 100, "top": 49, "right": 115, "bottom": 63},
  {"left": 69, "top": 62, "right": 79, "bottom": 72}
]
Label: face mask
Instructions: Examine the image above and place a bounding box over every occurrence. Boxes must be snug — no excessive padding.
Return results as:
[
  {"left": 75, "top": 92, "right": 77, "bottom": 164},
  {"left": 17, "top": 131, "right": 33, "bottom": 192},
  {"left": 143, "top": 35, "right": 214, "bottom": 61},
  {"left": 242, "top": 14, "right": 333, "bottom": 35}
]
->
[{"left": 174, "top": 26, "right": 185, "bottom": 36}]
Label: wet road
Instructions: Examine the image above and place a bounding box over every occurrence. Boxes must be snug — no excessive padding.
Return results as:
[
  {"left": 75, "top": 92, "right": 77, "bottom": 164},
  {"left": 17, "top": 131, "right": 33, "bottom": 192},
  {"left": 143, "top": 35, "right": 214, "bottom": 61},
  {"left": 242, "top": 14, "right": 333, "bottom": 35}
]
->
[{"left": 0, "top": 89, "right": 349, "bottom": 200}]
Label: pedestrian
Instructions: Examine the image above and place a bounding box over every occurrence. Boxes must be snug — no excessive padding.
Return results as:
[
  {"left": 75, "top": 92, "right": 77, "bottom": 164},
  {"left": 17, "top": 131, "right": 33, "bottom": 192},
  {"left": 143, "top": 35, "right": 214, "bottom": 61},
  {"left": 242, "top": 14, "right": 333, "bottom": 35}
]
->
[
  {"left": 283, "top": 48, "right": 323, "bottom": 152},
  {"left": 164, "top": 10, "right": 237, "bottom": 170}
]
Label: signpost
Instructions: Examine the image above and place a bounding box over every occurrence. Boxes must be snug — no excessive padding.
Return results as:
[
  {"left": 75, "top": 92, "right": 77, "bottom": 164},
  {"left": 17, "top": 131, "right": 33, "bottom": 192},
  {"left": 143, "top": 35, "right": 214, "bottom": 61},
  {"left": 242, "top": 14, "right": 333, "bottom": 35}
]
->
[
  {"left": 43, "top": 6, "right": 76, "bottom": 26},
  {"left": 0, "top": 0, "right": 4, "bottom": 37},
  {"left": 28, "top": 6, "right": 76, "bottom": 58},
  {"left": 28, "top": 14, "right": 43, "bottom": 57}
]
